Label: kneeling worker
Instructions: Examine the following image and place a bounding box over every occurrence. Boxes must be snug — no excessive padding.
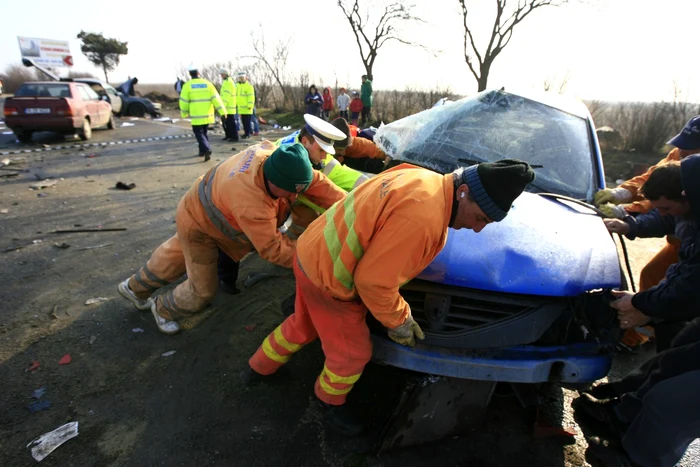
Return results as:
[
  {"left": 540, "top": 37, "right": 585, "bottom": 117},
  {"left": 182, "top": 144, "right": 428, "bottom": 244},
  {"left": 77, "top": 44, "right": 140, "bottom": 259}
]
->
[
  {"left": 245, "top": 159, "right": 535, "bottom": 435},
  {"left": 117, "top": 142, "right": 346, "bottom": 334}
]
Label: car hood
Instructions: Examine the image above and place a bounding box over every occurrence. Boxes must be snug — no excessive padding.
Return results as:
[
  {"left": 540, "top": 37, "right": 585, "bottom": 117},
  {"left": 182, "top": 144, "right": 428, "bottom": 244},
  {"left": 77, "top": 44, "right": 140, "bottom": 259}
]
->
[{"left": 417, "top": 192, "right": 621, "bottom": 296}]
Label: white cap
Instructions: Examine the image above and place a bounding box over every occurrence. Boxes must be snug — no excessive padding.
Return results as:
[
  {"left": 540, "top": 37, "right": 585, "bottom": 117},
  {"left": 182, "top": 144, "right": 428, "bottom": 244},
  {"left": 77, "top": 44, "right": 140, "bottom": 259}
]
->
[
  {"left": 187, "top": 64, "right": 198, "bottom": 72},
  {"left": 219, "top": 68, "right": 229, "bottom": 75},
  {"left": 236, "top": 70, "right": 246, "bottom": 77},
  {"left": 303, "top": 114, "right": 346, "bottom": 155}
]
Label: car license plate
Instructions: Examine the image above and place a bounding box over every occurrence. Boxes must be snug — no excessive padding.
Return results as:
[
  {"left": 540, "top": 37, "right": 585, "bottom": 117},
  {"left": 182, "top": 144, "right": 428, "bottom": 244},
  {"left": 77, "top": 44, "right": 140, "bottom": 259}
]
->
[{"left": 26, "top": 108, "right": 51, "bottom": 114}]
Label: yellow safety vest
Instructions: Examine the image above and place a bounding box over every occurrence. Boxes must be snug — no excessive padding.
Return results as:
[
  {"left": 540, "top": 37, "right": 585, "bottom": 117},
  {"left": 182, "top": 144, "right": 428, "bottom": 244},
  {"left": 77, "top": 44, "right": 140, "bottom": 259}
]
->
[
  {"left": 236, "top": 81, "right": 255, "bottom": 115},
  {"left": 179, "top": 78, "right": 226, "bottom": 126},
  {"left": 275, "top": 133, "right": 368, "bottom": 213},
  {"left": 220, "top": 77, "right": 237, "bottom": 114}
]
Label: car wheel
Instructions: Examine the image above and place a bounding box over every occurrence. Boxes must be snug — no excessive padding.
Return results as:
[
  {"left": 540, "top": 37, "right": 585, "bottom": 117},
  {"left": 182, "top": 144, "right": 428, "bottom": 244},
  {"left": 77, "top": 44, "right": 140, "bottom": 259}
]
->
[
  {"left": 15, "top": 130, "right": 33, "bottom": 143},
  {"left": 128, "top": 103, "right": 146, "bottom": 118},
  {"left": 107, "top": 113, "right": 115, "bottom": 130},
  {"left": 79, "top": 119, "right": 92, "bottom": 141}
]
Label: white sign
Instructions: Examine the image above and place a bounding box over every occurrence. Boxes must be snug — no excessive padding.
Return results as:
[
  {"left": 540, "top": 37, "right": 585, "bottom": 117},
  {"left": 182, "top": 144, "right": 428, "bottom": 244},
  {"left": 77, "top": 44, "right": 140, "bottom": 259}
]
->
[{"left": 17, "top": 36, "right": 73, "bottom": 68}]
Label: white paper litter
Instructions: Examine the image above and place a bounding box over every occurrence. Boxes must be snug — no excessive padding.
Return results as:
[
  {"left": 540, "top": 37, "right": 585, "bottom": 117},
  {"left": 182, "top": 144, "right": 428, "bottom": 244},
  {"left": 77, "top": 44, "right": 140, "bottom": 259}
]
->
[
  {"left": 129, "top": 117, "right": 139, "bottom": 121},
  {"left": 27, "top": 421, "right": 79, "bottom": 462},
  {"left": 171, "top": 119, "right": 180, "bottom": 123},
  {"left": 132, "top": 328, "right": 144, "bottom": 333},
  {"left": 282, "top": 126, "right": 292, "bottom": 130},
  {"left": 1, "top": 158, "right": 11, "bottom": 166},
  {"left": 161, "top": 350, "right": 176, "bottom": 357},
  {"left": 85, "top": 297, "right": 111, "bottom": 305},
  {"left": 120, "top": 122, "right": 135, "bottom": 127}
]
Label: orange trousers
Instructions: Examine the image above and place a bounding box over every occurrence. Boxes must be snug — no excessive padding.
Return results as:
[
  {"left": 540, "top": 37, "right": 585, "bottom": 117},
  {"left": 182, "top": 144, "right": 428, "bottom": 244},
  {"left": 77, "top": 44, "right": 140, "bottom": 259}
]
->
[
  {"left": 621, "top": 238, "right": 681, "bottom": 347},
  {"left": 249, "top": 258, "right": 372, "bottom": 405},
  {"left": 127, "top": 197, "right": 251, "bottom": 320}
]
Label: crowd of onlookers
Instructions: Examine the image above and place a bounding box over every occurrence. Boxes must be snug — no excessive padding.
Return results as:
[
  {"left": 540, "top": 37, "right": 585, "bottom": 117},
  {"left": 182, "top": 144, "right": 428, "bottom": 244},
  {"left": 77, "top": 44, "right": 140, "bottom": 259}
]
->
[{"left": 305, "top": 75, "right": 373, "bottom": 126}]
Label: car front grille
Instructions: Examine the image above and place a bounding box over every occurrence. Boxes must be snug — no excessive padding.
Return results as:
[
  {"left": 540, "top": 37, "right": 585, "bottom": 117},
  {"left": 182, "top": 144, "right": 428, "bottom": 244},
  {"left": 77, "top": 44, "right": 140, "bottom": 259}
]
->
[{"left": 401, "top": 280, "right": 558, "bottom": 334}]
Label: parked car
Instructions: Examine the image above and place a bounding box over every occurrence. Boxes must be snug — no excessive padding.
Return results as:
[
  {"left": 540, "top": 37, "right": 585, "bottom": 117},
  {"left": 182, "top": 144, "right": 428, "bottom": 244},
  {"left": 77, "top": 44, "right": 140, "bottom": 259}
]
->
[
  {"left": 113, "top": 78, "right": 162, "bottom": 118},
  {"left": 3, "top": 81, "right": 114, "bottom": 142},
  {"left": 371, "top": 89, "right": 623, "bottom": 383}
]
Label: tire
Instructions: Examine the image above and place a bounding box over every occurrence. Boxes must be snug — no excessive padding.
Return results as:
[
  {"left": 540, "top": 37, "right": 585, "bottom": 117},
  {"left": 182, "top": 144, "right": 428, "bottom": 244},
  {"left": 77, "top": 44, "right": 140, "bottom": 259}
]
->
[
  {"left": 15, "top": 130, "right": 33, "bottom": 143},
  {"left": 79, "top": 118, "right": 92, "bottom": 141},
  {"left": 128, "top": 103, "right": 146, "bottom": 118},
  {"left": 106, "top": 113, "right": 115, "bottom": 130}
]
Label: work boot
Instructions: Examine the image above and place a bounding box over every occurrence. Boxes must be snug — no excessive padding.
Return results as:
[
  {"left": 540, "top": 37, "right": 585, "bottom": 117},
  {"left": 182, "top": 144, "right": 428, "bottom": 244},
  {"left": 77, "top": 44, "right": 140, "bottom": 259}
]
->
[
  {"left": 203, "top": 150, "right": 212, "bottom": 162},
  {"left": 573, "top": 393, "right": 627, "bottom": 438},
  {"left": 240, "top": 365, "right": 289, "bottom": 387},
  {"left": 317, "top": 400, "right": 363, "bottom": 437},
  {"left": 149, "top": 299, "right": 180, "bottom": 335},
  {"left": 221, "top": 137, "right": 230, "bottom": 141},
  {"left": 117, "top": 278, "right": 151, "bottom": 311},
  {"left": 219, "top": 280, "right": 240, "bottom": 295},
  {"left": 587, "top": 436, "right": 641, "bottom": 467}
]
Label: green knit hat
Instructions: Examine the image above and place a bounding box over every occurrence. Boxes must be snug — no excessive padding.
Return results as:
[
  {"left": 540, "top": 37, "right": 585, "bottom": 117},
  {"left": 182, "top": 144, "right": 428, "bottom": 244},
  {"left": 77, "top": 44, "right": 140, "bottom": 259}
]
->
[{"left": 264, "top": 144, "right": 314, "bottom": 193}]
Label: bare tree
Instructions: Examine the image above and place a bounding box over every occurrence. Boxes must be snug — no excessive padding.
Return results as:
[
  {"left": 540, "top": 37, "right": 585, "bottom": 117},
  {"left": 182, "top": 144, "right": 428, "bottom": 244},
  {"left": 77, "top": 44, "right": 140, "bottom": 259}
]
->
[
  {"left": 459, "top": 0, "right": 569, "bottom": 92},
  {"left": 338, "top": 0, "right": 427, "bottom": 79},
  {"left": 240, "top": 30, "right": 292, "bottom": 109},
  {"left": 543, "top": 70, "right": 571, "bottom": 94}
]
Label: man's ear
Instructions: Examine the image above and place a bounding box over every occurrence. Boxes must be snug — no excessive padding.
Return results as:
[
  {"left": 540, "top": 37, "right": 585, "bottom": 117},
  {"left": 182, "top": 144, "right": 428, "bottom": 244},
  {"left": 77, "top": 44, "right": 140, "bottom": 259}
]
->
[{"left": 457, "top": 184, "right": 469, "bottom": 200}]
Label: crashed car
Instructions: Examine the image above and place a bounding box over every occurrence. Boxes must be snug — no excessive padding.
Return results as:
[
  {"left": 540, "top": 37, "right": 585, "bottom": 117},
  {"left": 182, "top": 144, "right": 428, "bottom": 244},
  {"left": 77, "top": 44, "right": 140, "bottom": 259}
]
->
[
  {"left": 367, "top": 89, "right": 625, "bottom": 449},
  {"left": 74, "top": 78, "right": 161, "bottom": 118}
]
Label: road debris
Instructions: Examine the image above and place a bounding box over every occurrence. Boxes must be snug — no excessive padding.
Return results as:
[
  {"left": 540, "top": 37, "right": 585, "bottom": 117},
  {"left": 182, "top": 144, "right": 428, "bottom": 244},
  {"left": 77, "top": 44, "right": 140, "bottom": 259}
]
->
[
  {"left": 37, "top": 193, "right": 49, "bottom": 198},
  {"left": 30, "top": 180, "right": 57, "bottom": 190},
  {"left": 120, "top": 122, "right": 135, "bottom": 127},
  {"left": 50, "top": 305, "right": 60, "bottom": 319},
  {"left": 58, "top": 354, "right": 72, "bottom": 365},
  {"left": 115, "top": 182, "right": 136, "bottom": 190},
  {"left": 132, "top": 328, "right": 144, "bottom": 333},
  {"left": 27, "top": 421, "right": 79, "bottom": 462},
  {"left": 89, "top": 335, "right": 97, "bottom": 345},
  {"left": 30, "top": 387, "right": 47, "bottom": 399},
  {"left": 78, "top": 243, "right": 113, "bottom": 251},
  {"left": 51, "top": 228, "right": 127, "bottom": 234},
  {"left": 161, "top": 350, "right": 176, "bottom": 357},
  {"left": 1, "top": 208, "right": 8, "bottom": 213},
  {"left": 85, "top": 153, "right": 99, "bottom": 158},
  {"left": 53, "top": 243, "right": 70, "bottom": 249},
  {"left": 26, "top": 361, "right": 40, "bottom": 372},
  {"left": 85, "top": 297, "right": 111, "bottom": 305},
  {"left": 28, "top": 400, "right": 52, "bottom": 413},
  {"left": 1, "top": 158, "right": 11, "bottom": 166},
  {"left": 245, "top": 324, "right": 257, "bottom": 332}
]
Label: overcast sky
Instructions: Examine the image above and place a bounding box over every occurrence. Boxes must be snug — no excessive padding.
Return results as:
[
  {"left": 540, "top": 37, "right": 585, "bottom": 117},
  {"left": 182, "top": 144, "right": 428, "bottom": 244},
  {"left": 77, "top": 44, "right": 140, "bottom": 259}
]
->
[{"left": 1, "top": 0, "right": 698, "bottom": 103}]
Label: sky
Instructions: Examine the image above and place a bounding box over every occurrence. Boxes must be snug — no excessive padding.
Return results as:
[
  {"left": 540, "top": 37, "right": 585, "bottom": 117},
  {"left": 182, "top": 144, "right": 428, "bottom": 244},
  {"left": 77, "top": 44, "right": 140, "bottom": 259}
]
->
[{"left": 1, "top": 0, "right": 699, "bottom": 103}]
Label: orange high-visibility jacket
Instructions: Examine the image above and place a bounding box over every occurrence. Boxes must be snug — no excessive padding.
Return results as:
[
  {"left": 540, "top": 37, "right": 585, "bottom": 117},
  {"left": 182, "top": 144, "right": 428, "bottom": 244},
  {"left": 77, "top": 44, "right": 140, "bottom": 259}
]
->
[
  {"left": 297, "top": 164, "right": 454, "bottom": 328},
  {"left": 620, "top": 148, "right": 681, "bottom": 214},
  {"left": 184, "top": 141, "right": 346, "bottom": 268},
  {"left": 336, "top": 137, "right": 386, "bottom": 164}
]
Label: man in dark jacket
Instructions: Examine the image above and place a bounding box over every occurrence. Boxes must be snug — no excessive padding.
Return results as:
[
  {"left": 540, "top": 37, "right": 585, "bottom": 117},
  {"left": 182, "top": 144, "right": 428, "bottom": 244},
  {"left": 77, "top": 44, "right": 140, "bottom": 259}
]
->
[{"left": 604, "top": 155, "right": 700, "bottom": 351}]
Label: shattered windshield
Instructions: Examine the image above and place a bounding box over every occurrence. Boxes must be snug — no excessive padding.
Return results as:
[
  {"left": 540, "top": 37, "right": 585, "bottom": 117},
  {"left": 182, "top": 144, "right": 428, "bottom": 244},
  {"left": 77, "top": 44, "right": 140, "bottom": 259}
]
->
[{"left": 375, "top": 90, "right": 596, "bottom": 200}]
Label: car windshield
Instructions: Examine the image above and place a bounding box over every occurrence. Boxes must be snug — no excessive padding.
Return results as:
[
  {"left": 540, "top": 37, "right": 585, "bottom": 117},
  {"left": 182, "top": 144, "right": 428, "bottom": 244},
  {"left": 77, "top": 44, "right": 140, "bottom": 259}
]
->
[
  {"left": 375, "top": 90, "right": 596, "bottom": 200},
  {"left": 15, "top": 83, "right": 71, "bottom": 98}
]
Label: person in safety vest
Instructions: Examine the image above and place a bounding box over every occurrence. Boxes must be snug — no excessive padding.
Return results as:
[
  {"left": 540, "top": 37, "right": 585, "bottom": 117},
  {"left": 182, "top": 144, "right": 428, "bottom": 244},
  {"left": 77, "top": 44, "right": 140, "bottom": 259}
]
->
[
  {"left": 117, "top": 143, "right": 346, "bottom": 335},
  {"left": 243, "top": 159, "right": 535, "bottom": 435},
  {"left": 219, "top": 68, "right": 239, "bottom": 142},
  {"left": 216, "top": 114, "right": 364, "bottom": 293},
  {"left": 594, "top": 115, "right": 700, "bottom": 350},
  {"left": 180, "top": 65, "right": 227, "bottom": 161},
  {"left": 237, "top": 71, "right": 255, "bottom": 139}
]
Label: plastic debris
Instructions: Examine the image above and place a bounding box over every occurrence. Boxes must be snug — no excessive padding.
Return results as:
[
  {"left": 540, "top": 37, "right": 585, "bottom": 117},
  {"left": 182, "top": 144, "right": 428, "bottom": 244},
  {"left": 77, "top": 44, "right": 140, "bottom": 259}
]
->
[
  {"left": 132, "top": 328, "right": 144, "bottom": 333},
  {"left": 115, "top": 182, "right": 136, "bottom": 190},
  {"left": 37, "top": 193, "right": 49, "bottom": 198},
  {"left": 1, "top": 158, "right": 10, "bottom": 166},
  {"left": 78, "top": 243, "right": 113, "bottom": 251},
  {"left": 27, "top": 361, "right": 40, "bottom": 372},
  {"left": 33, "top": 240, "right": 43, "bottom": 245},
  {"left": 53, "top": 243, "right": 70, "bottom": 249},
  {"left": 1, "top": 209, "right": 8, "bottom": 214},
  {"left": 245, "top": 324, "right": 257, "bottom": 332},
  {"left": 29, "top": 180, "right": 58, "bottom": 190},
  {"left": 120, "top": 122, "right": 135, "bottom": 127},
  {"left": 85, "top": 297, "right": 110, "bottom": 305},
  {"left": 58, "top": 354, "right": 72, "bottom": 365},
  {"left": 89, "top": 336, "right": 97, "bottom": 345},
  {"left": 85, "top": 153, "right": 99, "bottom": 158},
  {"left": 31, "top": 387, "right": 47, "bottom": 399},
  {"left": 282, "top": 126, "right": 292, "bottom": 130},
  {"left": 28, "top": 400, "right": 52, "bottom": 413},
  {"left": 27, "top": 421, "right": 79, "bottom": 462},
  {"left": 161, "top": 350, "right": 176, "bottom": 357}
]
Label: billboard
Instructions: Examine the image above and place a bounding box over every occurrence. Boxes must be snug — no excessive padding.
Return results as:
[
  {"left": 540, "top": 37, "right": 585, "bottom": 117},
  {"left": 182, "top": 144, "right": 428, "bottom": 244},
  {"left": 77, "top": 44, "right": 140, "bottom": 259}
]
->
[{"left": 17, "top": 36, "right": 73, "bottom": 67}]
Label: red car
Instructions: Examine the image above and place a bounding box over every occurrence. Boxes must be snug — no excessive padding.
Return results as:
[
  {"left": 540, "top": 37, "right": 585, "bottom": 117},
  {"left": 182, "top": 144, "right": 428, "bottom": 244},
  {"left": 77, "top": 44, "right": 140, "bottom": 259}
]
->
[{"left": 3, "top": 81, "right": 114, "bottom": 142}]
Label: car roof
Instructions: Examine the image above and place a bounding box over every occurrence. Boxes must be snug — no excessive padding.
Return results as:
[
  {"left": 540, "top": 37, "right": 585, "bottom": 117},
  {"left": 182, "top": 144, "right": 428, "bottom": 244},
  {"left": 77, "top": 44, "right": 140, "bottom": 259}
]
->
[
  {"left": 498, "top": 88, "right": 591, "bottom": 120},
  {"left": 73, "top": 78, "right": 103, "bottom": 84},
  {"left": 21, "top": 81, "right": 74, "bottom": 85}
]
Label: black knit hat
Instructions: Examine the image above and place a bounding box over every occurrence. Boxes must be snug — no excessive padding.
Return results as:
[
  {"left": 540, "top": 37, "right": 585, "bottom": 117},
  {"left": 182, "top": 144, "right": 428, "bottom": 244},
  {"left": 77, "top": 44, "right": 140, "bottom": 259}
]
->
[
  {"left": 330, "top": 117, "right": 351, "bottom": 149},
  {"left": 462, "top": 159, "right": 535, "bottom": 222}
]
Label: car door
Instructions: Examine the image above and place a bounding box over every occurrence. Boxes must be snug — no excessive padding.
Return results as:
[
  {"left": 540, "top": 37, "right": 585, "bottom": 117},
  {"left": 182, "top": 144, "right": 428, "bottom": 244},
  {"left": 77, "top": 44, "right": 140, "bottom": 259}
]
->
[
  {"left": 104, "top": 85, "right": 122, "bottom": 114},
  {"left": 80, "top": 85, "right": 107, "bottom": 125}
]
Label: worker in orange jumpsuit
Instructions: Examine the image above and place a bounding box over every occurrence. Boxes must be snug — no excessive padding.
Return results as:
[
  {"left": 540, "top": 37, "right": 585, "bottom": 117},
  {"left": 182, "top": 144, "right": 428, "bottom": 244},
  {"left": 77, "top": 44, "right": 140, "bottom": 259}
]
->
[
  {"left": 116, "top": 142, "right": 346, "bottom": 335},
  {"left": 244, "top": 159, "right": 535, "bottom": 435},
  {"left": 330, "top": 117, "right": 388, "bottom": 174},
  {"left": 594, "top": 115, "right": 700, "bottom": 349}
]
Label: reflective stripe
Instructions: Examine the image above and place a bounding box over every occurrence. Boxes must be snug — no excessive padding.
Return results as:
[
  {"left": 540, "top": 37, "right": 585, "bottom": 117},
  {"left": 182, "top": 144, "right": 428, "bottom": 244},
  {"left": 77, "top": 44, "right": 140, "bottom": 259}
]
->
[
  {"left": 134, "top": 274, "right": 158, "bottom": 292},
  {"left": 189, "top": 113, "right": 215, "bottom": 119},
  {"left": 322, "top": 365, "right": 361, "bottom": 384},
  {"left": 274, "top": 326, "right": 302, "bottom": 353},
  {"left": 262, "top": 336, "right": 290, "bottom": 363},
  {"left": 189, "top": 98, "right": 212, "bottom": 103},
  {"left": 322, "top": 194, "right": 362, "bottom": 290},
  {"left": 318, "top": 375, "right": 352, "bottom": 396},
  {"left": 352, "top": 174, "right": 368, "bottom": 190},
  {"left": 143, "top": 265, "right": 169, "bottom": 286},
  {"left": 162, "top": 289, "right": 192, "bottom": 316},
  {"left": 322, "top": 157, "right": 340, "bottom": 176},
  {"left": 197, "top": 163, "right": 249, "bottom": 243},
  {"left": 179, "top": 97, "right": 190, "bottom": 103}
]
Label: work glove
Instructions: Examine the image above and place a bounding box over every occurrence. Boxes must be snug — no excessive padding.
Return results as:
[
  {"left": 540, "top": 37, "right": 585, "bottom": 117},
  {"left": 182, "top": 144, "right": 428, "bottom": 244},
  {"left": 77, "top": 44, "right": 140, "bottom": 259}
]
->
[
  {"left": 594, "top": 187, "right": 633, "bottom": 206},
  {"left": 599, "top": 203, "right": 628, "bottom": 219},
  {"left": 387, "top": 315, "right": 425, "bottom": 347}
]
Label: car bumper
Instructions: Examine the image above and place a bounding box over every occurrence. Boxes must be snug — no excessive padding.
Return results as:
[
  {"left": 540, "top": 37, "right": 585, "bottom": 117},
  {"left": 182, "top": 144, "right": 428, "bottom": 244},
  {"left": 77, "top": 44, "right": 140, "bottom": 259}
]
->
[
  {"left": 6, "top": 116, "right": 81, "bottom": 132},
  {"left": 371, "top": 335, "right": 613, "bottom": 384}
]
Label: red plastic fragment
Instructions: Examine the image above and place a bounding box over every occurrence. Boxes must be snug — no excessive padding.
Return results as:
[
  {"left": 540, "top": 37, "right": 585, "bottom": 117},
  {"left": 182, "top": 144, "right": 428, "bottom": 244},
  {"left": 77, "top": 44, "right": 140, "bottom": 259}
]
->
[
  {"left": 244, "top": 324, "right": 257, "bottom": 332},
  {"left": 27, "top": 361, "right": 40, "bottom": 372},
  {"left": 58, "top": 354, "right": 72, "bottom": 365}
]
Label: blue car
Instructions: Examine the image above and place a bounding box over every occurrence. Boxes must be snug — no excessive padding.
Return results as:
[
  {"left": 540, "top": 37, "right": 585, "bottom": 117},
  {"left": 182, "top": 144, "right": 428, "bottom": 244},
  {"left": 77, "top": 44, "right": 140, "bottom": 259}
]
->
[{"left": 371, "top": 89, "right": 624, "bottom": 388}]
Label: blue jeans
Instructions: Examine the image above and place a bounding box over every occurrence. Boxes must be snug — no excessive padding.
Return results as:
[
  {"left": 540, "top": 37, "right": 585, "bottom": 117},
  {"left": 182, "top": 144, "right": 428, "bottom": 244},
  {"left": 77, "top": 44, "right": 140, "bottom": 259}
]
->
[{"left": 192, "top": 124, "right": 210, "bottom": 155}]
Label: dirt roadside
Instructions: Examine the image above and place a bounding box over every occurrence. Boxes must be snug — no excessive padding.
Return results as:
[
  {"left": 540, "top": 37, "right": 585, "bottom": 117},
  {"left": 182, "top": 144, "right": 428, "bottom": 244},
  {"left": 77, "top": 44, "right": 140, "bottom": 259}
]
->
[{"left": 0, "top": 115, "right": 687, "bottom": 466}]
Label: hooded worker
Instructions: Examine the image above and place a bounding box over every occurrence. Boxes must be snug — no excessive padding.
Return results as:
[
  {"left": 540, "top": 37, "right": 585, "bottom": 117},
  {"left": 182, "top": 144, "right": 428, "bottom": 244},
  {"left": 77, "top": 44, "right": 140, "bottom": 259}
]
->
[
  {"left": 244, "top": 158, "right": 535, "bottom": 436},
  {"left": 594, "top": 115, "right": 700, "bottom": 349},
  {"left": 180, "top": 65, "right": 227, "bottom": 161},
  {"left": 117, "top": 142, "right": 347, "bottom": 335}
]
